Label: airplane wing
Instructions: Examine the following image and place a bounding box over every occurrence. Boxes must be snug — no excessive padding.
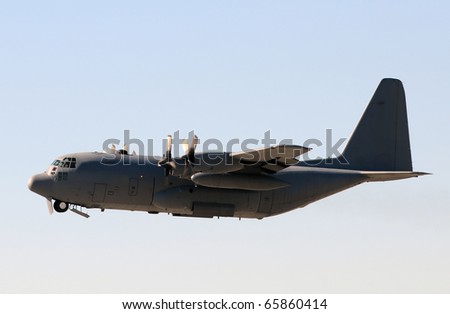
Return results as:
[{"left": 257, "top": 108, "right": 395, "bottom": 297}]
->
[
  {"left": 189, "top": 144, "right": 310, "bottom": 191},
  {"left": 230, "top": 144, "right": 310, "bottom": 173},
  {"left": 190, "top": 144, "right": 310, "bottom": 176},
  {"left": 158, "top": 133, "right": 311, "bottom": 190}
]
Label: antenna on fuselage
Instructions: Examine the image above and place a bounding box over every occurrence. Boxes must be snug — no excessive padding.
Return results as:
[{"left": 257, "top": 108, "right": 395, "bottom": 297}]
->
[{"left": 118, "top": 144, "right": 129, "bottom": 155}]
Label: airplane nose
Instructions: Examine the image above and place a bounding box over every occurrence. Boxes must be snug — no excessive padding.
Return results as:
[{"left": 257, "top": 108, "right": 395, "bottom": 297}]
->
[{"left": 27, "top": 173, "right": 53, "bottom": 197}]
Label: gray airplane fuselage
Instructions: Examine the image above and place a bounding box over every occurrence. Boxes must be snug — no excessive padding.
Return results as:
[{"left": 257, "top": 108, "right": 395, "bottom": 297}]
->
[{"left": 29, "top": 152, "right": 366, "bottom": 219}]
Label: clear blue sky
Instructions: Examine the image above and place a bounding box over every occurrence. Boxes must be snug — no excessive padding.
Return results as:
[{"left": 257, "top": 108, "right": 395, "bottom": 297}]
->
[{"left": 1, "top": 0, "right": 449, "bottom": 293}]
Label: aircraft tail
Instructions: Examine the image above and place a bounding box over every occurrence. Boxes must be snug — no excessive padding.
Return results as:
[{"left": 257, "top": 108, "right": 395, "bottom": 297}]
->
[{"left": 340, "top": 78, "right": 413, "bottom": 171}]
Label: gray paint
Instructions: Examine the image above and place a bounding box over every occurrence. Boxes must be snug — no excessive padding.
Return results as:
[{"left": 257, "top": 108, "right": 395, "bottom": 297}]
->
[{"left": 27, "top": 79, "right": 428, "bottom": 219}]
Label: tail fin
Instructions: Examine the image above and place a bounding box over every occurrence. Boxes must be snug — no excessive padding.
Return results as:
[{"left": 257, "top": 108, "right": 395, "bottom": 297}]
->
[{"left": 341, "top": 78, "right": 412, "bottom": 171}]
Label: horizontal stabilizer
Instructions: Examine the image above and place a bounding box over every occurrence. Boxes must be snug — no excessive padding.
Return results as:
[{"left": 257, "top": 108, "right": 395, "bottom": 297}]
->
[{"left": 361, "top": 171, "right": 430, "bottom": 182}]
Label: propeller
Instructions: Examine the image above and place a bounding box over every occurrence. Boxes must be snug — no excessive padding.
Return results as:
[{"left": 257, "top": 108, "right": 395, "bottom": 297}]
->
[
  {"left": 158, "top": 135, "right": 176, "bottom": 175},
  {"left": 182, "top": 134, "right": 198, "bottom": 163},
  {"left": 46, "top": 197, "right": 53, "bottom": 215},
  {"left": 158, "top": 133, "right": 199, "bottom": 178},
  {"left": 166, "top": 135, "right": 173, "bottom": 160},
  {"left": 181, "top": 134, "right": 198, "bottom": 177}
]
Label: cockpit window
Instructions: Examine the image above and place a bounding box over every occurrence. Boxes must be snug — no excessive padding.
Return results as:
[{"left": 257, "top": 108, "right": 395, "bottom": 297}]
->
[
  {"left": 52, "top": 160, "right": 61, "bottom": 166},
  {"left": 52, "top": 157, "right": 77, "bottom": 168}
]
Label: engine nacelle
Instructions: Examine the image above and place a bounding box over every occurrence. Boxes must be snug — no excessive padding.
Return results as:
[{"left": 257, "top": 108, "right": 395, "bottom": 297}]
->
[{"left": 191, "top": 172, "right": 289, "bottom": 191}]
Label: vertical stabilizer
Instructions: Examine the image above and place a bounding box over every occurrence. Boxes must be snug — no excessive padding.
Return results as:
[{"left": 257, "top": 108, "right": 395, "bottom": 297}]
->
[{"left": 342, "top": 78, "right": 412, "bottom": 171}]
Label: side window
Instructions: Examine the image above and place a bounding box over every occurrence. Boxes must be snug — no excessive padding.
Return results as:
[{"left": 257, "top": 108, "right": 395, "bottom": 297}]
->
[{"left": 57, "top": 172, "right": 69, "bottom": 181}]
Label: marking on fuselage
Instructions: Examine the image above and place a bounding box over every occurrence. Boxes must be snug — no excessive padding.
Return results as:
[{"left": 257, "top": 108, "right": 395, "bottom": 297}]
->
[{"left": 128, "top": 178, "right": 138, "bottom": 196}]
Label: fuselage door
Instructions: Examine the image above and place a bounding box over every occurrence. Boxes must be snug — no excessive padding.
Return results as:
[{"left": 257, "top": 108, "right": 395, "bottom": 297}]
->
[
  {"left": 92, "top": 183, "right": 107, "bottom": 203},
  {"left": 258, "top": 190, "right": 274, "bottom": 215}
]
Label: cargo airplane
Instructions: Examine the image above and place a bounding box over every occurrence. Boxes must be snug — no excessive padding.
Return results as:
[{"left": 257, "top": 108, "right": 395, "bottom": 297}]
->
[{"left": 28, "top": 79, "right": 427, "bottom": 219}]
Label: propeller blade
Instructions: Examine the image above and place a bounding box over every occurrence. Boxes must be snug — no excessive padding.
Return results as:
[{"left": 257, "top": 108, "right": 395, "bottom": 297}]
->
[
  {"left": 159, "top": 135, "right": 175, "bottom": 176},
  {"left": 166, "top": 135, "right": 172, "bottom": 159},
  {"left": 46, "top": 197, "right": 53, "bottom": 215},
  {"left": 188, "top": 135, "right": 198, "bottom": 163},
  {"left": 182, "top": 134, "right": 198, "bottom": 164},
  {"left": 182, "top": 134, "right": 198, "bottom": 155}
]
